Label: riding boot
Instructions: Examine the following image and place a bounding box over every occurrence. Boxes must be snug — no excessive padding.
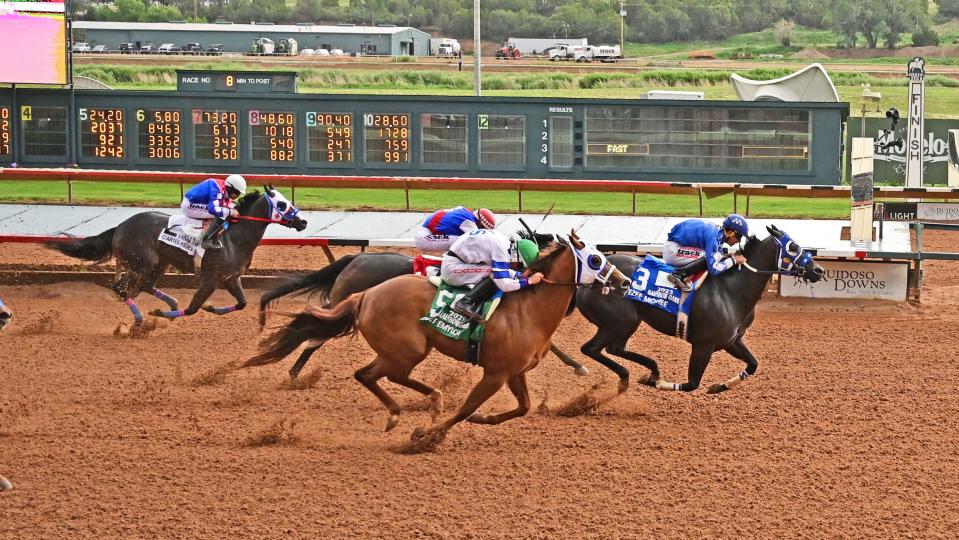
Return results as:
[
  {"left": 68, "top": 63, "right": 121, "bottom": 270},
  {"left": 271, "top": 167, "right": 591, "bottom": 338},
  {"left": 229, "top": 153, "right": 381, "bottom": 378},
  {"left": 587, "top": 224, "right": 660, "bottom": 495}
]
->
[
  {"left": 200, "top": 218, "right": 227, "bottom": 250},
  {"left": 667, "top": 256, "right": 708, "bottom": 292},
  {"left": 452, "top": 276, "right": 499, "bottom": 324}
]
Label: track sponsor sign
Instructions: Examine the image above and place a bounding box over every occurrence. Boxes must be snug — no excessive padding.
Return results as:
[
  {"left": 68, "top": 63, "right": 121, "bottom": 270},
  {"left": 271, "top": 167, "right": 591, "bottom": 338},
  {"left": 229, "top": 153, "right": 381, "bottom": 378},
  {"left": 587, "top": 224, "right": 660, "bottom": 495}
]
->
[{"left": 780, "top": 260, "right": 908, "bottom": 301}]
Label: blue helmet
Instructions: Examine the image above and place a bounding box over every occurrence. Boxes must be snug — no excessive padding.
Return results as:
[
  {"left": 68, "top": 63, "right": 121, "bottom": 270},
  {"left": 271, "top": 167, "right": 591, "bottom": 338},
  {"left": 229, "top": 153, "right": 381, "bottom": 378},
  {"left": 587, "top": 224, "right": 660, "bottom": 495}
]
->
[{"left": 722, "top": 214, "right": 749, "bottom": 237}]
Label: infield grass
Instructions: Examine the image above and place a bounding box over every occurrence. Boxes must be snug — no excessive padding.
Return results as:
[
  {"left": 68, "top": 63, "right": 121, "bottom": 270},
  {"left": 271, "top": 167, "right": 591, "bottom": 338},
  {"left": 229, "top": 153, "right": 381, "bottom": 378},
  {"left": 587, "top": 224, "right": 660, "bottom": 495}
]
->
[{"left": 0, "top": 180, "right": 861, "bottom": 219}]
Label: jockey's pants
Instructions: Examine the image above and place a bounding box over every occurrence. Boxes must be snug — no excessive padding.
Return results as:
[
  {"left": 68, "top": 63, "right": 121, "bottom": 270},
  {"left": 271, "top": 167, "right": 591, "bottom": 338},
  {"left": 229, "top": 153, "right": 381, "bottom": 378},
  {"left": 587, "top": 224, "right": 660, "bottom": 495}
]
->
[
  {"left": 180, "top": 198, "right": 217, "bottom": 221},
  {"left": 440, "top": 254, "right": 490, "bottom": 286},
  {"left": 663, "top": 241, "right": 704, "bottom": 267},
  {"left": 414, "top": 226, "right": 455, "bottom": 254}
]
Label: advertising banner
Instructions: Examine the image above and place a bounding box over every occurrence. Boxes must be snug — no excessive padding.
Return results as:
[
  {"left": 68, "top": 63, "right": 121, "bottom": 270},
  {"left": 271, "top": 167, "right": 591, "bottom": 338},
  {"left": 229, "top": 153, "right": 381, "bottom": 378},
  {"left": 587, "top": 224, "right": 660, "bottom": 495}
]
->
[
  {"left": 779, "top": 260, "right": 908, "bottom": 301},
  {"left": 848, "top": 118, "right": 959, "bottom": 185}
]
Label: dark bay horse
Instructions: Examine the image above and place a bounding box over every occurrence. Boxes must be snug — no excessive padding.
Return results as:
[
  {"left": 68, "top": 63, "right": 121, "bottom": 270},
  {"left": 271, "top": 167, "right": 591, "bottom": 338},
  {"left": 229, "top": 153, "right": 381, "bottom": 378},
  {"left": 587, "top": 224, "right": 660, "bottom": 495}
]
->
[
  {"left": 246, "top": 231, "right": 629, "bottom": 450},
  {"left": 576, "top": 225, "right": 824, "bottom": 396},
  {"left": 44, "top": 187, "right": 307, "bottom": 335},
  {"left": 0, "top": 297, "right": 11, "bottom": 331},
  {"left": 258, "top": 232, "right": 589, "bottom": 380}
]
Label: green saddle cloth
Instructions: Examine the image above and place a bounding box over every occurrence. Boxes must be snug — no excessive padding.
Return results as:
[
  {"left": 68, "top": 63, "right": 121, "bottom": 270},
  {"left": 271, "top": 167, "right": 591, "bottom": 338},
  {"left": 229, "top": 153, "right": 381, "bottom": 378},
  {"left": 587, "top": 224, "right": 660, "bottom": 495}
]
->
[{"left": 419, "top": 282, "right": 498, "bottom": 342}]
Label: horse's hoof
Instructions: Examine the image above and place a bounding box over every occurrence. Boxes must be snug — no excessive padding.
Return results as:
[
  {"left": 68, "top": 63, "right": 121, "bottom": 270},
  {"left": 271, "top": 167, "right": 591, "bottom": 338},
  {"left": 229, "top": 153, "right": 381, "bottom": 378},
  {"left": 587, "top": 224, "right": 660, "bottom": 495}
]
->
[
  {"left": 148, "top": 309, "right": 164, "bottom": 317},
  {"left": 385, "top": 413, "right": 400, "bottom": 432},
  {"left": 706, "top": 383, "right": 726, "bottom": 395},
  {"left": 638, "top": 373, "right": 657, "bottom": 388},
  {"left": 113, "top": 323, "right": 129, "bottom": 338},
  {"left": 467, "top": 413, "right": 489, "bottom": 424},
  {"left": 201, "top": 304, "right": 215, "bottom": 313},
  {"left": 574, "top": 366, "right": 589, "bottom": 376}
]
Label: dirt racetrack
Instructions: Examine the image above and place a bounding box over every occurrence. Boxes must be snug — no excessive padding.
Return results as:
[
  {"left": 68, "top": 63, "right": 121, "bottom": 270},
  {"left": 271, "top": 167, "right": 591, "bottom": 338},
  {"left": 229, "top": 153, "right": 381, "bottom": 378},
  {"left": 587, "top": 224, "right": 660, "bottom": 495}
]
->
[{"left": 2, "top": 234, "right": 958, "bottom": 538}]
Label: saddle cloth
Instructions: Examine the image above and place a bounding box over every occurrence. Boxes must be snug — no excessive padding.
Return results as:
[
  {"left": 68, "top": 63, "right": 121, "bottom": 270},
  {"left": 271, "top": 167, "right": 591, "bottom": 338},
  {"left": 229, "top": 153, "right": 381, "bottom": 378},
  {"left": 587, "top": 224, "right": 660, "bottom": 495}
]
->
[
  {"left": 624, "top": 255, "right": 705, "bottom": 340},
  {"left": 419, "top": 279, "right": 502, "bottom": 344},
  {"left": 159, "top": 215, "right": 206, "bottom": 258}
]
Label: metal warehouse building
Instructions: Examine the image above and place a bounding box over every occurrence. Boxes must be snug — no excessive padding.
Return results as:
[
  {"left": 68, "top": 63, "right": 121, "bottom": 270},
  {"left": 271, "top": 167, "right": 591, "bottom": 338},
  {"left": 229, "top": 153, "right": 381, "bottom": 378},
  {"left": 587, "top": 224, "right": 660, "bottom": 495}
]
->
[{"left": 72, "top": 21, "right": 431, "bottom": 56}]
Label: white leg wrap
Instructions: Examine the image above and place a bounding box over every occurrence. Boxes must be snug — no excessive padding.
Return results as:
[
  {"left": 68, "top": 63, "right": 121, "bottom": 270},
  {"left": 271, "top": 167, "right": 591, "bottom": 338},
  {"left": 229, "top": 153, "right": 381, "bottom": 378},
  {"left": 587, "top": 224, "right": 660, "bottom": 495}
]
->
[
  {"left": 722, "top": 370, "right": 749, "bottom": 390},
  {"left": 655, "top": 380, "right": 681, "bottom": 391}
]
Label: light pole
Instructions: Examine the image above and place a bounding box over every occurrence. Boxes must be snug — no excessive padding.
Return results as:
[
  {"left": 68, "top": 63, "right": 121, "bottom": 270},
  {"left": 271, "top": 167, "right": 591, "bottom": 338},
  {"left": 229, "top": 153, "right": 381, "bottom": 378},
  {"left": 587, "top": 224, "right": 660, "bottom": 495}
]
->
[
  {"left": 474, "top": 0, "right": 481, "bottom": 96},
  {"left": 563, "top": 23, "right": 570, "bottom": 39},
  {"left": 620, "top": 2, "right": 626, "bottom": 54}
]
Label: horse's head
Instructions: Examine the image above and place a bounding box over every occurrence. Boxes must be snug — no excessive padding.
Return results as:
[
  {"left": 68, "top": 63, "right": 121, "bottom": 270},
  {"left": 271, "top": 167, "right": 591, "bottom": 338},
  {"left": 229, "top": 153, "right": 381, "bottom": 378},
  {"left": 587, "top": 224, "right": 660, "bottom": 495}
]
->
[
  {"left": 566, "top": 229, "right": 631, "bottom": 288},
  {"left": 263, "top": 184, "right": 308, "bottom": 232},
  {"left": 763, "top": 225, "right": 825, "bottom": 283},
  {"left": 0, "top": 298, "right": 11, "bottom": 331}
]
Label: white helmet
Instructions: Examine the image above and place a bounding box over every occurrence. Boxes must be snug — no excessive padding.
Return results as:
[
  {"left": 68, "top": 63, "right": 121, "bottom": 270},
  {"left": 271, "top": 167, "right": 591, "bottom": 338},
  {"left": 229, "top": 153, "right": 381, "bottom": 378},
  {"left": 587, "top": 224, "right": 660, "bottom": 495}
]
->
[{"left": 225, "top": 174, "right": 247, "bottom": 194}]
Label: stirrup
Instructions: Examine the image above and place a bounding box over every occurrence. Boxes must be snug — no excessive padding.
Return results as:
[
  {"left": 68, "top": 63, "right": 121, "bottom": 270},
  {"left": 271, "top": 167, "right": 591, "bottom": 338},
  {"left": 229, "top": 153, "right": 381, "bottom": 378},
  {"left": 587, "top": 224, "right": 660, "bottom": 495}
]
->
[
  {"left": 667, "top": 273, "right": 692, "bottom": 292},
  {"left": 452, "top": 300, "right": 484, "bottom": 323}
]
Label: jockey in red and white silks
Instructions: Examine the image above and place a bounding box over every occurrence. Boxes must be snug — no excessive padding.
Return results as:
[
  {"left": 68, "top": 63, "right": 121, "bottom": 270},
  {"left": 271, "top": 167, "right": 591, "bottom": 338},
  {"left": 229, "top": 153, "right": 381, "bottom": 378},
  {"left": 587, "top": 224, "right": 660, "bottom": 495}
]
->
[
  {"left": 414, "top": 206, "right": 497, "bottom": 254},
  {"left": 179, "top": 175, "right": 247, "bottom": 249}
]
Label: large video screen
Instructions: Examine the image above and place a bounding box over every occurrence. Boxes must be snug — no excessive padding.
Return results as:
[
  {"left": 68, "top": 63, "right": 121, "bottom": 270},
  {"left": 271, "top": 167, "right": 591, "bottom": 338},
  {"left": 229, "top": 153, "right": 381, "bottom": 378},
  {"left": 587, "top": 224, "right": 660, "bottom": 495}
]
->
[{"left": 0, "top": 1, "right": 67, "bottom": 85}]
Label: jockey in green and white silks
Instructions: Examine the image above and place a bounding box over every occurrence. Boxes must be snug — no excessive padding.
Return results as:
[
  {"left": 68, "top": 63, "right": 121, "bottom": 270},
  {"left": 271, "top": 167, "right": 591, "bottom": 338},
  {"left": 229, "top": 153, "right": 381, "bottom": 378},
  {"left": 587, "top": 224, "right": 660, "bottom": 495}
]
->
[{"left": 440, "top": 228, "right": 540, "bottom": 323}]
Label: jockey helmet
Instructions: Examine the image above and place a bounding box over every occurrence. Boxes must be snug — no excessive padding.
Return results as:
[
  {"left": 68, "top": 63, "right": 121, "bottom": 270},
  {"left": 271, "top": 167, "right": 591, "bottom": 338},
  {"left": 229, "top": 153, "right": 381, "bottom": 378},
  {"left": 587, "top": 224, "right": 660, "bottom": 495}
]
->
[
  {"left": 722, "top": 213, "right": 748, "bottom": 237},
  {"left": 475, "top": 208, "right": 496, "bottom": 229},
  {"left": 514, "top": 239, "right": 539, "bottom": 269},
  {"left": 225, "top": 174, "right": 247, "bottom": 195}
]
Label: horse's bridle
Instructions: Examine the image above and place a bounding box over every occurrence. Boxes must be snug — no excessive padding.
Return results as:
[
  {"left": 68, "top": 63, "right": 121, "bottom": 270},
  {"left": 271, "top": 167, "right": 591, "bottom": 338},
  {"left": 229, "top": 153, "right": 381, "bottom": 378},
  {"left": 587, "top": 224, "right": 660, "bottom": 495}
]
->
[
  {"left": 230, "top": 192, "right": 301, "bottom": 227},
  {"left": 739, "top": 234, "right": 814, "bottom": 279},
  {"left": 541, "top": 240, "right": 616, "bottom": 287}
]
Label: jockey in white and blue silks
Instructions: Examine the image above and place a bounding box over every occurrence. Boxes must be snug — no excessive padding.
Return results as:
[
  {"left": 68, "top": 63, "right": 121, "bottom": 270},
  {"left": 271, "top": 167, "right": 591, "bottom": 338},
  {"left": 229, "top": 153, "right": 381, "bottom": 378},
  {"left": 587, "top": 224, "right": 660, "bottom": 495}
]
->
[
  {"left": 180, "top": 174, "right": 247, "bottom": 249},
  {"left": 414, "top": 206, "right": 497, "bottom": 254},
  {"left": 441, "top": 228, "right": 542, "bottom": 323},
  {"left": 664, "top": 214, "right": 749, "bottom": 292}
]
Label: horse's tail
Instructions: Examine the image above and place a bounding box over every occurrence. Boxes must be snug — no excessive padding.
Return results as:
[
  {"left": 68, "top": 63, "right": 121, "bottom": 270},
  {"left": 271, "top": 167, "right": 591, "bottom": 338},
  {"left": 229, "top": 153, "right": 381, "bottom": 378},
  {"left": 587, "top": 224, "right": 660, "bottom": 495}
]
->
[
  {"left": 43, "top": 229, "right": 116, "bottom": 264},
  {"left": 245, "top": 292, "right": 364, "bottom": 368},
  {"left": 257, "top": 254, "right": 358, "bottom": 328}
]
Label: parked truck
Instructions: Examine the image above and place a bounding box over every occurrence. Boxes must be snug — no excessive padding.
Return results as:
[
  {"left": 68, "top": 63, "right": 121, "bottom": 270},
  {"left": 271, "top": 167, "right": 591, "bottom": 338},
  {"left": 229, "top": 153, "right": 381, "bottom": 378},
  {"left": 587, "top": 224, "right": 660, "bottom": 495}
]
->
[
  {"left": 549, "top": 43, "right": 622, "bottom": 62},
  {"left": 431, "top": 37, "right": 461, "bottom": 57}
]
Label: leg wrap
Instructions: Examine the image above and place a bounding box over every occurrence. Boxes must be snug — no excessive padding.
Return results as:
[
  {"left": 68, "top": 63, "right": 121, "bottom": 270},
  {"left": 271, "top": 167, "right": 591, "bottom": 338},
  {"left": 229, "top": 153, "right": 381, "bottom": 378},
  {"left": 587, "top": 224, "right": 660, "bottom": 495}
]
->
[
  {"left": 721, "top": 370, "right": 750, "bottom": 390},
  {"left": 211, "top": 305, "right": 238, "bottom": 315},
  {"left": 159, "top": 309, "right": 185, "bottom": 319},
  {"left": 125, "top": 298, "right": 144, "bottom": 323},
  {"left": 152, "top": 289, "right": 179, "bottom": 310}
]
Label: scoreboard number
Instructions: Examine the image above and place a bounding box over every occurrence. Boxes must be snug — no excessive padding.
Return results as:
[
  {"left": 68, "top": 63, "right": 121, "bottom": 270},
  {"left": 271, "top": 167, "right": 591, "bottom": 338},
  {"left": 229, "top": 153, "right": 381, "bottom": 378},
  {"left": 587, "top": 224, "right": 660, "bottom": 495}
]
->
[
  {"left": 250, "top": 111, "right": 295, "bottom": 162},
  {"left": 138, "top": 109, "right": 182, "bottom": 160},
  {"left": 80, "top": 107, "right": 125, "bottom": 159},
  {"left": 364, "top": 113, "right": 410, "bottom": 164}
]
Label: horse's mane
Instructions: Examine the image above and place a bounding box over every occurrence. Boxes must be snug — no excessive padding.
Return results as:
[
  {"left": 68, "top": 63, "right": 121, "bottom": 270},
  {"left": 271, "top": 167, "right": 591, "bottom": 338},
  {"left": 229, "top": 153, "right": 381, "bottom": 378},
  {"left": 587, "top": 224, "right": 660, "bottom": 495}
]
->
[
  {"left": 235, "top": 190, "right": 262, "bottom": 215},
  {"left": 740, "top": 234, "right": 764, "bottom": 257},
  {"left": 528, "top": 241, "right": 567, "bottom": 273}
]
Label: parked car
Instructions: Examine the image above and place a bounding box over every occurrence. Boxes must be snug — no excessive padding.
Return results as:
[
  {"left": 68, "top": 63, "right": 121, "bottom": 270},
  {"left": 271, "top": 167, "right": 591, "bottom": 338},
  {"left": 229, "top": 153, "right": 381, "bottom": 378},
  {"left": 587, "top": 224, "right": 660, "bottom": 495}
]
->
[
  {"left": 206, "top": 43, "right": 224, "bottom": 55},
  {"left": 181, "top": 43, "right": 203, "bottom": 54},
  {"left": 72, "top": 42, "right": 91, "bottom": 53},
  {"left": 157, "top": 43, "right": 181, "bottom": 54},
  {"left": 118, "top": 43, "right": 137, "bottom": 54},
  {"left": 91, "top": 44, "right": 109, "bottom": 54},
  {"left": 139, "top": 44, "right": 155, "bottom": 54}
]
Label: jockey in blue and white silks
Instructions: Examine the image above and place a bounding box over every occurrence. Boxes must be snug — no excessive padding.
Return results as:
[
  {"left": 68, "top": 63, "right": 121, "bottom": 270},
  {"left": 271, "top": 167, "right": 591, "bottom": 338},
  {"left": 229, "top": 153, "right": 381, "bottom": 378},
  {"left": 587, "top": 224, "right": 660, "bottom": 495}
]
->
[
  {"left": 664, "top": 214, "right": 749, "bottom": 292},
  {"left": 414, "top": 206, "right": 497, "bottom": 254},
  {"left": 0, "top": 296, "right": 11, "bottom": 331},
  {"left": 440, "top": 228, "right": 541, "bottom": 323},
  {"left": 180, "top": 174, "right": 247, "bottom": 249}
]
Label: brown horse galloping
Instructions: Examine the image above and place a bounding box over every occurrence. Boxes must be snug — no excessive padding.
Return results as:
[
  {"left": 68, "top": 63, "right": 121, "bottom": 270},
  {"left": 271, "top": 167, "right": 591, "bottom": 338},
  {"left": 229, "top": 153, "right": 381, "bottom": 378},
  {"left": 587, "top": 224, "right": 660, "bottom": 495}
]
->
[{"left": 246, "top": 231, "right": 629, "bottom": 450}]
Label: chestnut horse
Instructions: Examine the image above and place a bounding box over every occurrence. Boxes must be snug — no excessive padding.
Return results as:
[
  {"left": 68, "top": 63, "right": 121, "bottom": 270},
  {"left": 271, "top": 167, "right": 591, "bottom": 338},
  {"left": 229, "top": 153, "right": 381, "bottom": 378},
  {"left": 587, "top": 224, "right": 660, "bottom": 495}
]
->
[{"left": 246, "top": 231, "right": 629, "bottom": 449}]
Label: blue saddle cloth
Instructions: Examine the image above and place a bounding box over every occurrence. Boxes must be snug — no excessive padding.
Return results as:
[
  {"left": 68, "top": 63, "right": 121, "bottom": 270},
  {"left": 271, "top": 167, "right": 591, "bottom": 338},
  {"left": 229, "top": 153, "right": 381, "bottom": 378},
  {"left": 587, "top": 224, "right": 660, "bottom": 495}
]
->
[{"left": 624, "top": 255, "right": 696, "bottom": 318}]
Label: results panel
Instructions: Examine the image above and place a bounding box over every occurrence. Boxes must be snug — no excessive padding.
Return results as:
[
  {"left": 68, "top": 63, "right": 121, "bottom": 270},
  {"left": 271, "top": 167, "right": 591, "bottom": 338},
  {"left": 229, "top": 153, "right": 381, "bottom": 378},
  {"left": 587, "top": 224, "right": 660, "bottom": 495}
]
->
[
  {"left": 79, "top": 107, "right": 126, "bottom": 162},
  {"left": 193, "top": 109, "right": 239, "bottom": 162},
  {"left": 137, "top": 109, "right": 183, "bottom": 162},
  {"left": 0, "top": 105, "right": 11, "bottom": 161},
  {"left": 364, "top": 113, "right": 409, "bottom": 165},
  {"left": 249, "top": 110, "right": 296, "bottom": 164},
  {"left": 307, "top": 112, "right": 353, "bottom": 166}
]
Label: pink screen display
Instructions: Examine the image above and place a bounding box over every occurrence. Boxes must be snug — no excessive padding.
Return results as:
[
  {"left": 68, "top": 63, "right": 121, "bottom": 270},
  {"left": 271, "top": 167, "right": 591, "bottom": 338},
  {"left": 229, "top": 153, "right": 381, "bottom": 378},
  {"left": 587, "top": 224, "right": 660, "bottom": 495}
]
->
[{"left": 0, "top": 2, "right": 67, "bottom": 85}]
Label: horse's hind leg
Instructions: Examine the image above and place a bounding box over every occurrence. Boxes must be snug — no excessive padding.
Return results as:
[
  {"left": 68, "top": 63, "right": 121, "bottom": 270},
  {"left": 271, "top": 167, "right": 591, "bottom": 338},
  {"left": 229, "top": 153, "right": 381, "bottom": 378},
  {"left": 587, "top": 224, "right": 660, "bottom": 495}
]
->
[
  {"left": 144, "top": 265, "right": 178, "bottom": 310},
  {"left": 607, "top": 336, "right": 661, "bottom": 382},
  {"left": 154, "top": 276, "right": 218, "bottom": 319},
  {"left": 111, "top": 266, "right": 147, "bottom": 335},
  {"left": 706, "top": 337, "right": 758, "bottom": 394},
  {"left": 354, "top": 355, "right": 410, "bottom": 432},
  {"left": 289, "top": 341, "right": 322, "bottom": 380},
  {"left": 467, "top": 371, "right": 530, "bottom": 425},
  {"left": 386, "top": 370, "right": 444, "bottom": 423},
  {"left": 549, "top": 343, "right": 588, "bottom": 376},
  {"left": 201, "top": 276, "right": 247, "bottom": 315}
]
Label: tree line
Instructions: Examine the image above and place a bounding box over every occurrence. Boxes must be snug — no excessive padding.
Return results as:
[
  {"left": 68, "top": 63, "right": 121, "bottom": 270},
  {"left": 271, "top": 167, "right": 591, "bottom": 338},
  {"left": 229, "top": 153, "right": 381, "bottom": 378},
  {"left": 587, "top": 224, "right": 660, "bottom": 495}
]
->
[{"left": 74, "top": 0, "right": 948, "bottom": 47}]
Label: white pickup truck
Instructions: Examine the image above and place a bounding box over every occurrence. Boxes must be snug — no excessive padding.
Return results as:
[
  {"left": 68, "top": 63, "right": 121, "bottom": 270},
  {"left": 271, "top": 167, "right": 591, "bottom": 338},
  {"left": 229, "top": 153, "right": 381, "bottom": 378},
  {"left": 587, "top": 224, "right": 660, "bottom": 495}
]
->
[{"left": 549, "top": 44, "right": 622, "bottom": 62}]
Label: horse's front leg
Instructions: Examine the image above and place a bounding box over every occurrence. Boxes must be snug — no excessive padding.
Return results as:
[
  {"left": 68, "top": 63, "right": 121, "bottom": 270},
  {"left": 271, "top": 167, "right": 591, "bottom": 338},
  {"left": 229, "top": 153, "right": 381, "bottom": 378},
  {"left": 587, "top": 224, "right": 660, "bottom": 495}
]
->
[
  {"left": 468, "top": 371, "right": 530, "bottom": 425},
  {"left": 152, "top": 278, "right": 219, "bottom": 319},
  {"left": 648, "top": 345, "right": 712, "bottom": 392},
  {"left": 706, "top": 337, "right": 758, "bottom": 394},
  {"left": 201, "top": 276, "right": 247, "bottom": 315}
]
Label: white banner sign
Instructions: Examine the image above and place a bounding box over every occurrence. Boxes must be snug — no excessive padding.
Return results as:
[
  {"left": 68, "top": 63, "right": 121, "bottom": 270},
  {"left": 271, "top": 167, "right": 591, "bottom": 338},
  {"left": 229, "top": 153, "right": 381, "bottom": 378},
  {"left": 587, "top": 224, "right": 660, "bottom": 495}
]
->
[
  {"left": 917, "top": 202, "right": 959, "bottom": 222},
  {"left": 905, "top": 57, "right": 926, "bottom": 188},
  {"left": 780, "top": 261, "right": 908, "bottom": 301}
]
